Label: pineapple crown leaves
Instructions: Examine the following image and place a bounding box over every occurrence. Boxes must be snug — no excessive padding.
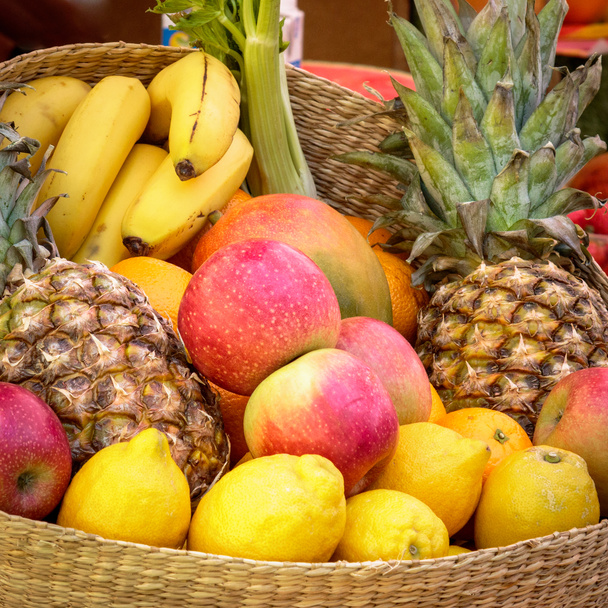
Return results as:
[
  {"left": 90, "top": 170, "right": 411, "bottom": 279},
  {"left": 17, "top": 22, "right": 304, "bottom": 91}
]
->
[
  {"left": 336, "top": 0, "right": 607, "bottom": 289},
  {"left": 0, "top": 95, "right": 61, "bottom": 293}
]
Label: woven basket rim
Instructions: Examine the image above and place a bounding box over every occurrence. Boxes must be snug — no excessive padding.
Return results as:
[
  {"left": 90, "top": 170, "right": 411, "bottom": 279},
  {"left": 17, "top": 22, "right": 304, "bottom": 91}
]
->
[
  {"left": 0, "top": 41, "right": 192, "bottom": 67},
  {"left": 0, "top": 40, "right": 379, "bottom": 103},
  {"left": 2, "top": 507, "right": 606, "bottom": 570},
  {"left": 1, "top": 44, "right": 608, "bottom": 608}
]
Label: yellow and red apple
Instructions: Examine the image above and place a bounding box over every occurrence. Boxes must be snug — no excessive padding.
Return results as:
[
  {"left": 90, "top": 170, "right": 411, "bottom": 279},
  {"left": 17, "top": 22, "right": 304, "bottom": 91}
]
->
[
  {"left": 243, "top": 348, "right": 400, "bottom": 497},
  {"left": 335, "top": 316, "right": 432, "bottom": 425},
  {"left": 0, "top": 382, "right": 73, "bottom": 520},
  {"left": 533, "top": 368, "right": 608, "bottom": 516}
]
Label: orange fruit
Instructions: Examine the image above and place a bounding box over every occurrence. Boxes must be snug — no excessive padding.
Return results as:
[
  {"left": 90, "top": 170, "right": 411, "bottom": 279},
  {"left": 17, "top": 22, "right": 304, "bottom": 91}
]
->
[
  {"left": 210, "top": 382, "right": 250, "bottom": 468},
  {"left": 428, "top": 385, "right": 447, "bottom": 422},
  {"left": 373, "top": 248, "right": 429, "bottom": 344},
  {"left": 343, "top": 215, "right": 392, "bottom": 248},
  {"left": 167, "top": 188, "right": 252, "bottom": 272},
  {"left": 436, "top": 408, "right": 533, "bottom": 483},
  {"left": 109, "top": 256, "right": 192, "bottom": 333}
]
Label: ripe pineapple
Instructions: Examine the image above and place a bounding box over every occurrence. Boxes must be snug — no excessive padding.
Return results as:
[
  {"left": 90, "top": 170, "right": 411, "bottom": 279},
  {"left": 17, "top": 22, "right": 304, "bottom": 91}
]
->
[
  {"left": 339, "top": 0, "right": 608, "bottom": 433},
  {"left": 0, "top": 114, "right": 229, "bottom": 507}
]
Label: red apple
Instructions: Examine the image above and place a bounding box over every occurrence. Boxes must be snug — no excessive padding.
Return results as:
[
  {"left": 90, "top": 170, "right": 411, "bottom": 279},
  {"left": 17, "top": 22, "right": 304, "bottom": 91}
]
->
[
  {"left": 335, "top": 316, "right": 432, "bottom": 425},
  {"left": 243, "top": 348, "right": 400, "bottom": 496},
  {"left": 0, "top": 382, "right": 72, "bottom": 520},
  {"left": 178, "top": 238, "right": 342, "bottom": 396},
  {"left": 533, "top": 368, "right": 608, "bottom": 516}
]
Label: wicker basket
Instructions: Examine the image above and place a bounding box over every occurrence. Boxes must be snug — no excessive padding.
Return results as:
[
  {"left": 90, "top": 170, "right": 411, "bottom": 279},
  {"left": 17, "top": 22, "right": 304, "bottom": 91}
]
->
[{"left": 1, "top": 42, "right": 608, "bottom": 608}]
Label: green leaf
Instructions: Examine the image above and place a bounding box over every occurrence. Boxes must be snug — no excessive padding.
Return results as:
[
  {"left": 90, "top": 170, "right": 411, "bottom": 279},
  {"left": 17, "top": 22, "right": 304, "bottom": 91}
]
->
[
  {"left": 537, "top": 0, "right": 568, "bottom": 93},
  {"left": 519, "top": 71, "right": 578, "bottom": 152},
  {"left": 150, "top": 0, "right": 198, "bottom": 14},
  {"left": 516, "top": 0, "right": 542, "bottom": 128},
  {"left": 405, "top": 128, "right": 472, "bottom": 227},
  {"left": 378, "top": 131, "right": 413, "bottom": 158},
  {"left": 408, "top": 230, "right": 449, "bottom": 263},
  {"left": 476, "top": 8, "right": 519, "bottom": 101},
  {"left": 480, "top": 72, "right": 521, "bottom": 172},
  {"left": 528, "top": 143, "right": 557, "bottom": 210},
  {"left": 487, "top": 150, "right": 530, "bottom": 231},
  {"left": 413, "top": 0, "right": 473, "bottom": 69},
  {"left": 457, "top": 0, "right": 478, "bottom": 32},
  {"left": 530, "top": 188, "right": 602, "bottom": 219},
  {"left": 452, "top": 90, "right": 496, "bottom": 200},
  {"left": 517, "top": 216, "right": 585, "bottom": 261},
  {"left": 466, "top": 0, "right": 502, "bottom": 58},
  {"left": 456, "top": 199, "right": 489, "bottom": 258},
  {"left": 555, "top": 129, "right": 585, "bottom": 190},
  {"left": 390, "top": 12, "right": 444, "bottom": 113},
  {"left": 391, "top": 76, "right": 454, "bottom": 163},
  {"left": 576, "top": 55, "right": 603, "bottom": 119},
  {"left": 507, "top": 0, "right": 528, "bottom": 50},
  {"left": 399, "top": 175, "right": 439, "bottom": 216},
  {"left": 331, "top": 150, "right": 418, "bottom": 187},
  {"left": 442, "top": 37, "right": 487, "bottom": 125},
  {"left": 581, "top": 135, "right": 608, "bottom": 167}
]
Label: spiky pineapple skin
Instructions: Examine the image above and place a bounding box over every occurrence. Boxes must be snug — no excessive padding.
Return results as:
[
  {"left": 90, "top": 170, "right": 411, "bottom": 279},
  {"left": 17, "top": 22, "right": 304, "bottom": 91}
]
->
[
  {"left": 416, "top": 257, "right": 608, "bottom": 433},
  {"left": 0, "top": 258, "right": 229, "bottom": 507}
]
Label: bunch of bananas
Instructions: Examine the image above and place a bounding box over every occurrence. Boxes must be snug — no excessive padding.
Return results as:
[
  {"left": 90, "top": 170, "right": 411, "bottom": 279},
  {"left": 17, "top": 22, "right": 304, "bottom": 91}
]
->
[{"left": 0, "top": 51, "right": 254, "bottom": 267}]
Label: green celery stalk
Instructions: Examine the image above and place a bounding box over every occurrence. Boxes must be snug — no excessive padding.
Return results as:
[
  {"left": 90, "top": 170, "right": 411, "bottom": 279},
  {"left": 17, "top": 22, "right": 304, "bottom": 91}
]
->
[{"left": 151, "top": 0, "right": 317, "bottom": 198}]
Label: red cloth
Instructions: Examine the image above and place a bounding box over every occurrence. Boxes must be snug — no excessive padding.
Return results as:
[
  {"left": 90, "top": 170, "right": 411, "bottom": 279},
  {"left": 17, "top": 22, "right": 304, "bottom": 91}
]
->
[
  {"left": 300, "top": 61, "right": 416, "bottom": 101},
  {"left": 557, "top": 23, "right": 608, "bottom": 57}
]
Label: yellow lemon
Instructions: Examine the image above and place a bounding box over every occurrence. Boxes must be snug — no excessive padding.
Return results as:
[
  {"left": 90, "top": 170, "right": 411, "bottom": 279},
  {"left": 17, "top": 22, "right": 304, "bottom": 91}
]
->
[
  {"left": 188, "top": 453, "right": 346, "bottom": 562},
  {"left": 332, "top": 488, "right": 449, "bottom": 562},
  {"left": 474, "top": 445, "right": 600, "bottom": 549},
  {"left": 369, "top": 422, "right": 490, "bottom": 536},
  {"left": 446, "top": 545, "right": 472, "bottom": 556},
  {"left": 428, "top": 385, "right": 447, "bottom": 422},
  {"left": 57, "top": 428, "right": 191, "bottom": 549}
]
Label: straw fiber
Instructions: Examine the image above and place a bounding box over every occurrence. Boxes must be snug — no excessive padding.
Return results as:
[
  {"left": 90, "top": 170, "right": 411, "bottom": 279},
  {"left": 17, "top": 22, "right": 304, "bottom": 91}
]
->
[{"left": 1, "top": 42, "right": 608, "bottom": 608}]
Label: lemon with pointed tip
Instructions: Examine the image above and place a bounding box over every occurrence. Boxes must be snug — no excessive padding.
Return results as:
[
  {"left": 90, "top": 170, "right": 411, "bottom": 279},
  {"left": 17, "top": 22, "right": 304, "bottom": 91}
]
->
[
  {"left": 332, "top": 488, "right": 449, "bottom": 562},
  {"left": 57, "top": 428, "right": 191, "bottom": 549},
  {"left": 188, "top": 453, "right": 346, "bottom": 562},
  {"left": 369, "top": 422, "right": 490, "bottom": 536}
]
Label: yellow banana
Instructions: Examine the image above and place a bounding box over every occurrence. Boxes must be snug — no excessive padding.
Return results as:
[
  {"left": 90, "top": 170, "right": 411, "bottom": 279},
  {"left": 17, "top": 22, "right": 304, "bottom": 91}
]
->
[
  {"left": 143, "top": 50, "right": 241, "bottom": 181},
  {"left": 0, "top": 75, "right": 91, "bottom": 173},
  {"left": 122, "top": 128, "right": 253, "bottom": 260},
  {"left": 38, "top": 75, "right": 151, "bottom": 259},
  {"left": 71, "top": 143, "right": 168, "bottom": 267}
]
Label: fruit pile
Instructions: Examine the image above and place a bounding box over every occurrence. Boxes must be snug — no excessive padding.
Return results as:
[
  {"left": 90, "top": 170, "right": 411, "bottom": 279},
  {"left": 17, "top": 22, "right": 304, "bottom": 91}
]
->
[{"left": 0, "top": 0, "right": 607, "bottom": 572}]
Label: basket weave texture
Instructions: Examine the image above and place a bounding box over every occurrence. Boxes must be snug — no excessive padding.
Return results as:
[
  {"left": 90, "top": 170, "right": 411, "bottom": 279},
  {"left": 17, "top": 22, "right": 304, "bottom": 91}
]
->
[{"left": 1, "top": 41, "right": 608, "bottom": 608}]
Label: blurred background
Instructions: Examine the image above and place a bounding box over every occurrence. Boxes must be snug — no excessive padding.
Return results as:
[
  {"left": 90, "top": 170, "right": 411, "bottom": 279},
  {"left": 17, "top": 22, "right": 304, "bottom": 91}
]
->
[
  {"left": 0, "top": 0, "right": 410, "bottom": 67},
  {"left": 1, "top": 0, "right": 607, "bottom": 141}
]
